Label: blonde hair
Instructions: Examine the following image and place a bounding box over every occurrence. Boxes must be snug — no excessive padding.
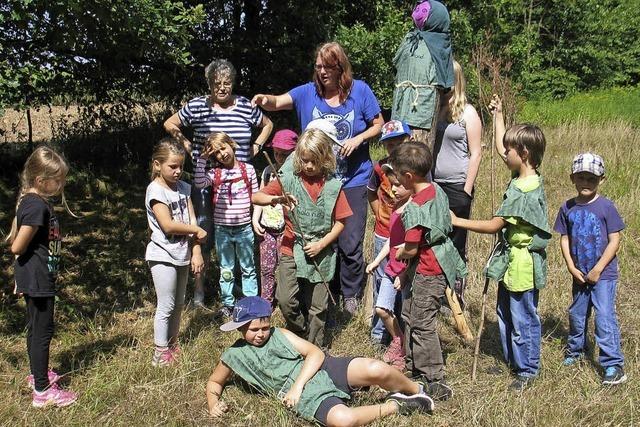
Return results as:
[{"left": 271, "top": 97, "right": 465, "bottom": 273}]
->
[
  {"left": 204, "top": 132, "right": 238, "bottom": 154},
  {"left": 448, "top": 60, "right": 467, "bottom": 123},
  {"left": 292, "top": 128, "right": 336, "bottom": 177},
  {"left": 150, "top": 137, "right": 186, "bottom": 180},
  {"left": 8, "top": 146, "right": 72, "bottom": 242}
]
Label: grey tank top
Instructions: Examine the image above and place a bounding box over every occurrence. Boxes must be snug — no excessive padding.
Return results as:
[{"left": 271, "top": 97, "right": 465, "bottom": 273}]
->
[{"left": 433, "top": 115, "right": 469, "bottom": 184}]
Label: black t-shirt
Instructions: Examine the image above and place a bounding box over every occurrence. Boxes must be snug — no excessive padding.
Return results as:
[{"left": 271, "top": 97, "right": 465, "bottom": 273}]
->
[{"left": 14, "top": 194, "right": 61, "bottom": 296}]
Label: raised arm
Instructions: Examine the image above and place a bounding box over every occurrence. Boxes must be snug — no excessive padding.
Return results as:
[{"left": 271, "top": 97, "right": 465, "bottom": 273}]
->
[
  {"left": 489, "top": 95, "right": 507, "bottom": 163},
  {"left": 279, "top": 328, "right": 326, "bottom": 408},
  {"left": 206, "top": 361, "right": 233, "bottom": 417},
  {"left": 251, "top": 93, "right": 294, "bottom": 111},
  {"left": 164, "top": 113, "right": 192, "bottom": 154}
]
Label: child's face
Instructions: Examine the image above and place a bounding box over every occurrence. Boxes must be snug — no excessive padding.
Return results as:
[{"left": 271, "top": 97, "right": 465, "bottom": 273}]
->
[
  {"left": 298, "top": 149, "right": 321, "bottom": 177},
  {"left": 155, "top": 154, "right": 184, "bottom": 186},
  {"left": 386, "top": 172, "right": 412, "bottom": 202},
  {"left": 38, "top": 172, "right": 67, "bottom": 197},
  {"left": 383, "top": 136, "right": 408, "bottom": 155},
  {"left": 274, "top": 147, "right": 294, "bottom": 166},
  {"left": 240, "top": 318, "right": 271, "bottom": 346},
  {"left": 571, "top": 171, "right": 602, "bottom": 200},
  {"left": 212, "top": 143, "right": 236, "bottom": 168},
  {"left": 504, "top": 145, "right": 525, "bottom": 172}
]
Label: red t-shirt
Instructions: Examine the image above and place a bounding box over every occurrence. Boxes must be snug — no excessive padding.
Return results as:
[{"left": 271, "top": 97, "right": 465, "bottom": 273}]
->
[
  {"left": 262, "top": 176, "right": 353, "bottom": 256},
  {"left": 404, "top": 184, "right": 443, "bottom": 276}
]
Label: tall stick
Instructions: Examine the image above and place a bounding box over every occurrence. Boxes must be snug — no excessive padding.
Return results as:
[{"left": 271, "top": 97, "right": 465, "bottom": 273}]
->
[{"left": 262, "top": 152, "right": 336, "bottom": 305}]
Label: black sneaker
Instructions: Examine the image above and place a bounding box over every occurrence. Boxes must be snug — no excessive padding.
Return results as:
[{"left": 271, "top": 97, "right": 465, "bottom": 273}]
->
[
  {"left": 602, "top": 366, "right": 627, "bottom": 385},
  {"left": 426, "top": 380, "right": 453, "bottom": 401},
  {"left": 385, "top": 392, "right": 434, "bottom": 415},
  {"left": 509, "top": 375, "right": 533, "bottom": 392}
]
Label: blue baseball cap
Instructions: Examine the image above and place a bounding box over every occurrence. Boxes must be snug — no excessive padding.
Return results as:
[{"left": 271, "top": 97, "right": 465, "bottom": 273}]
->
[
  {"left": 380, "top": 120, "right": 411, "bottom": 142},
  {"left": 220, "top": 296, "right": 272, "bottom": 331}
]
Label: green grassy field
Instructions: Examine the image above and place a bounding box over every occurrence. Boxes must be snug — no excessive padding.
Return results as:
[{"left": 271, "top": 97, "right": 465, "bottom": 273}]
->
[{"left": 1, "top": 114, "right": 639, "bottom": 425}]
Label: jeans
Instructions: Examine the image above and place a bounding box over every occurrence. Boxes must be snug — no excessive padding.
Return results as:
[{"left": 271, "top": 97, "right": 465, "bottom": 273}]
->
[
  {"left": 567, "top": 278, "right": 624, "bottom": 368},
  {"left": 370, "top": 234, "right": 388, "bottom": 342},
  {"left": 336, "top": 185, "right": 368, "bottom": 298},
  {"left": 496, "top": 284, "right": 541, "bottom": 377},
  {"left": 214, "top": 223, "right": 258, "bottom": 307},
  {"left": 150, "top": 262, "right": 188, "bottom": 347}
]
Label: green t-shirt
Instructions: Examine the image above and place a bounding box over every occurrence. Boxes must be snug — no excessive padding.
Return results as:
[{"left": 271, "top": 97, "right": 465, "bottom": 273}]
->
[{"left": 503, "top": 175, "right": 539, "bottom": 291}]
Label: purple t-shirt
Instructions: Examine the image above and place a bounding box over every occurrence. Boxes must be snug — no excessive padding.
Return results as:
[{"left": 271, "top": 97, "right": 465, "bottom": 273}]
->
[
  {"left": 289, "top": 80, "right": 381, "bottom": 188},
  {"left": 553, "top": 196, "right": 625, "bottom": 280}
]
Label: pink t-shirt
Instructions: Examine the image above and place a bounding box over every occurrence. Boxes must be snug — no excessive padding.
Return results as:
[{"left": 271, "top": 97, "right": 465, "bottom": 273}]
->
[{"left": 384, "top": 210, "right": 409, "bottom": 278}]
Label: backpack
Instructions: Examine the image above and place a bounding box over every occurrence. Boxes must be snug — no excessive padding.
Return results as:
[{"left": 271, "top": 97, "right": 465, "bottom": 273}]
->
[{"left": 211, "top": 162, "right": 252, "bottom": 205}]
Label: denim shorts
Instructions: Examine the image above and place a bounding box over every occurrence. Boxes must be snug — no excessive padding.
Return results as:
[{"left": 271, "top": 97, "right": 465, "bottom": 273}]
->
[{"left": 375, "top": 273, "right": 400, "bottom": 312}]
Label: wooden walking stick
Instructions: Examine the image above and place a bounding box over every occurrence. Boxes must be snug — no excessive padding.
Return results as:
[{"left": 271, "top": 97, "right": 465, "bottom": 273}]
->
[
  {"left": 471, "top": 110, "right": 498, "bottom": 381},
  {"left": 261, "top": 152, "right": 336, "bottom": 305}
]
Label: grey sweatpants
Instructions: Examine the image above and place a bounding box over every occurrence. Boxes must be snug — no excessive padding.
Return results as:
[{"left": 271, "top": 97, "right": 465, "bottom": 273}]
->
[{"left": 150, "top": 261, "right": 189, "bottom": 347}]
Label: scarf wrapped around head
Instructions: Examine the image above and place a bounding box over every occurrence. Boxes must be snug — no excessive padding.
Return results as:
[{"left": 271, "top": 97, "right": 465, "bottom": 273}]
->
[{"left": 414, "top": 0, "right": 454, "bottom": 88}]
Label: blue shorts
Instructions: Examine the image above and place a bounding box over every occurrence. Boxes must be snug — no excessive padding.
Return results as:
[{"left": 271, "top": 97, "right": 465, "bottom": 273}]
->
[{"left": 375, "top": 273, "right": 401, "bottom": 312}]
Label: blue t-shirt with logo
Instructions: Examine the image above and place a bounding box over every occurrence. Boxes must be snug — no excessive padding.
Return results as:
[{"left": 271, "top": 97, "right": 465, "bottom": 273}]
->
[
  {"left": 289, "top": 80, "right": 381, "bottom": 188},
  {"left": 554, "top": 196, "right": 625, "bottom": 280}
]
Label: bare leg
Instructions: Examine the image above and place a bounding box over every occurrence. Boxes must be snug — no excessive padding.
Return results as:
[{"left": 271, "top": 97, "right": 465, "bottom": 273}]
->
[
  {"left": 347, "top": 358, "right": 419, "bottom": 394},
  {"left": 325, "top": 402, "right": 398, "bottom": 427},
  {"left": 376, "top": 307, "right": 402, "bottom": 338}
]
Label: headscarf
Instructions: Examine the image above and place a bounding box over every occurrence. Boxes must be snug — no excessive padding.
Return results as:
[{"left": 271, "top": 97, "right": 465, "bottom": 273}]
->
[{"left": 415, "top": 0, "right": 454, "bottom": 88}]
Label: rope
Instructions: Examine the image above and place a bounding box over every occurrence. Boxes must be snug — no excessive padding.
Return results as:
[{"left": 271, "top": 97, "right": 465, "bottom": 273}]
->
[{"left": 395, "top": 80, "right": 436, "bottom": 107}]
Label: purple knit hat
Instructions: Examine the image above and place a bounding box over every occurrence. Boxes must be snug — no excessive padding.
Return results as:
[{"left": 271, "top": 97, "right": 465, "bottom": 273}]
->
[{"left": 412, "top": 1, "right": 432, "bottom": 30}]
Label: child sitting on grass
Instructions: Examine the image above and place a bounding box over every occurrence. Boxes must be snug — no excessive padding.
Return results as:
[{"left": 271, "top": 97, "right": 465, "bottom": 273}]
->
[
  {"left": 553, "top": 152, "right": 627, "bottom": 385},
  {"left": 366, "top": 120, "right": 412, "bottom": 346},
  {"left": 206, "top": 296, "right": 435, "bottom": 426},
  {"left": 451, "top": 95, "right": 551, "bottom": 391},
  {"left": 388, "top": 140, "right": 467, "bottom": 401}
]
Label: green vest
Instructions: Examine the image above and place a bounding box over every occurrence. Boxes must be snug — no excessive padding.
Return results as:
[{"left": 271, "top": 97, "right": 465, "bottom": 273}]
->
[
  {"left": 485, "top": 176, "right": 552, "bottom": 289},
  {"left": 391, "top": 30, "right": 438, "bottom": 130},
  {"left": 280, "top": 173, "right": 342, "bottom": 282},
  {"left": 400, "top": 183, "right": 467, "bottom": 287},
  {"left": 221, "top": 328, "right": 350, "bottom": 421}
]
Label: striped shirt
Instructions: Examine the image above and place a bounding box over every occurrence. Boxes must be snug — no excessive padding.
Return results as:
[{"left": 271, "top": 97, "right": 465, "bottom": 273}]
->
[
  {"left": 178, "top": 95, "right": 263, "bottom": 163},
  {"left": 194, "top": 157, "right": 258, "bottom": 226}
]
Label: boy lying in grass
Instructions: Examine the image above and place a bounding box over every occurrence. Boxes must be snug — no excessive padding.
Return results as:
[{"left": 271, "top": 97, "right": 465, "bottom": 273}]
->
[{"left": 206, "top": 296, "right": 435, "bottom": 426}]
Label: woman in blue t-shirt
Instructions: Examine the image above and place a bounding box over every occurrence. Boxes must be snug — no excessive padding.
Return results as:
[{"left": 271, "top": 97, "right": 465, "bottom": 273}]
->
[{"left": 252, "top": 42, "right": 383, "bottom": 313}]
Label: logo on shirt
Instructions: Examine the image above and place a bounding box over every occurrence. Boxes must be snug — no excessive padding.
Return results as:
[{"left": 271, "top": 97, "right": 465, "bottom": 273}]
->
[{"left": 311, "top": 108, "right": 355, "bottom": 181}]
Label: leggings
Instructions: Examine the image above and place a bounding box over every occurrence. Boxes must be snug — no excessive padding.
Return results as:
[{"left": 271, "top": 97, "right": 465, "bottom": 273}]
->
[
  {"left": 25, "top": 295, "right": 55, "bottom": 392},
  {"left": 150, "top": 262, "right": 189, "bottom": 347}
]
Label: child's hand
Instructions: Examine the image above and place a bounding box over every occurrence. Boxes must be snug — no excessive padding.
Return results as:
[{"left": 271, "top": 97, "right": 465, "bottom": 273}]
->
[
  {"left": 585, "top": 267, "right": 602, "bottom": 285},
  {"left": 449, "top": 210, "right": 460, "bottom": 226},
  {"left": 274, "top": 193, "right": 297, "bottom": 208},
  {"left": 209, "top": 400, "right": 229, "bottom": 418},
  {"left": 569, "top": 266, "right": 586, "bottom": 284},
  {"left": 489, "top": 94, "right": 502, "bottom": 114},
  {"left": 195, "top": 227, "right": 208, "bottom": 243},
  {"left": 191, "top": 252, "right": 204, "bottom": 275},
  {"left": 200, "top": 144, "right": 214, "bottom": 161},
  {"left": 282, "top": 384, "right": 303, "bottom": 408},
  {"left": 365, "top": 261, "right": 378, "bottom": 275},
  {"left": 394, "top": 244, "right": 406, "bottom": 260},
  {"left": 303, "top": 241, "right": 324, "bottom": 258},
  {"left": 252, "top": 219, "right": 265, "bottom": 237},
  {"left": 393, "top": 276, "right": 403, "bottom": 290}
]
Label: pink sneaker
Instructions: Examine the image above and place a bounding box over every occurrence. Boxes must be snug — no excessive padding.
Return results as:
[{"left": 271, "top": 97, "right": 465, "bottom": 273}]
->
[
  {"left": 152, "top": 347, "right": 176, "bottom": 367},
  {"left": 26, "top": 370, "right": 61, "bottom": 390},
  {"left": 32, "top": 383, "right": 78, "bottom": 408},
  {"left": 383, "top": 336, "right": 404, "bottom": 363},
  {"left": 169, "top": 343, "right": 181, "bottom": 358}
]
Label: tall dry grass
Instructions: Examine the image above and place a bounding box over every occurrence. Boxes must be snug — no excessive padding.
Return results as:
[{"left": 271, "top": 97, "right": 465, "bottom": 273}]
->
[{"left": 0, "top": 121, "right": 638, "bottom": 426}]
